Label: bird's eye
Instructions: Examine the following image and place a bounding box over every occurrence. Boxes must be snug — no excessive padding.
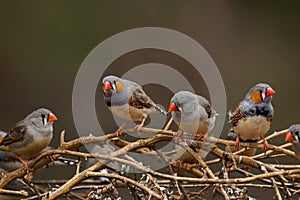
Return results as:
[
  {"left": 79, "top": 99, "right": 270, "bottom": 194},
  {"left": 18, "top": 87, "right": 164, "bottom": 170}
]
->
[{"left": 41, "top": 114, "right": 46, "bottom": 119}]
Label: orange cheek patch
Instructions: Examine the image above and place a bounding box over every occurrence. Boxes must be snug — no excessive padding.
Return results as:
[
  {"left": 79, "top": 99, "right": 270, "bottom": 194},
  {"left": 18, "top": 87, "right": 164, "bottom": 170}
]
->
[
  {"left": 250, "top": 91, "right": 262, "bottom": 104},
  {"left": 0, "top": 136, "right": 3, "bottom": 143},
  {"left": 116, "top": 81, "right": 124, "bottom": 93}
]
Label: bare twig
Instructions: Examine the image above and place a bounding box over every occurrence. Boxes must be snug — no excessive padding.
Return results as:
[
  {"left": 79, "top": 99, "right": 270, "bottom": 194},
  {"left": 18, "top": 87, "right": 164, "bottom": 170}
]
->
[
  {"left": 86, "top": 172, "right": 161, "bottom": 199},
  {"left": 0, "top": 188, "right": 28, "bottom": 196}
]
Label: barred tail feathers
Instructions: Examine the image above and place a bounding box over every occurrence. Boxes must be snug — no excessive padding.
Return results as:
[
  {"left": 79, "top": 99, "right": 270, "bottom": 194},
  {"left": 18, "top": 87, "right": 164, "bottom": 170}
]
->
[{"left": 154, "top": 104, "right": 167, "bottom": 115}]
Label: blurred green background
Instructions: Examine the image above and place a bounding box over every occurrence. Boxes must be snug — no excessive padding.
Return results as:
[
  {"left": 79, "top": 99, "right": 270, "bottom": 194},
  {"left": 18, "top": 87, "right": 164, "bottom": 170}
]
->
[{"left": 0, "top": 1, "right": 299, "bottom": 198}]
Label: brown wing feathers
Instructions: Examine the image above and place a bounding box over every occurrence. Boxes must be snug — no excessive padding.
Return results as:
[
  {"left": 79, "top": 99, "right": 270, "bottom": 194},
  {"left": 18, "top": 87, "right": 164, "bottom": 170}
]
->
[
  {"left": 129, "top": 89, "right": 154, "bottom": 109},
  {"left": 0, "top": 126, "right": 26, "bottom": 146},
  {"left": 230, "top": 107, "right": 246, "bottom": 127}
]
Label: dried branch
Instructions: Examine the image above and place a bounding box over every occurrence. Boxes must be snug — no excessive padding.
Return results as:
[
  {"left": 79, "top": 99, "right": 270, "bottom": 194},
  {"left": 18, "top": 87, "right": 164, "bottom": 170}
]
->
[
  {"left": 87, "top": 172, "right": 162, "bottom": 199},
  {"left": 0, "top": 127, "right": 299, "bottom": 199},
  {"left": 0, "top": 188, "right": 28, "bottom": 196}
]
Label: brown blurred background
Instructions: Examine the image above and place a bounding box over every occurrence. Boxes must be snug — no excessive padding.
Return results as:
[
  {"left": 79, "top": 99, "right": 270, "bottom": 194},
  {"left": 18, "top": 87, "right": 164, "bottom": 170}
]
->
[{"left": 0, "top": 1, "right": 299, "bottom": 199}]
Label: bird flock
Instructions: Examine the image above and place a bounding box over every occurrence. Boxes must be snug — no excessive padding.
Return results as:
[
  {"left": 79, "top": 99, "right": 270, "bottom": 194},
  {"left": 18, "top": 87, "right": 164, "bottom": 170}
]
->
[
  {"left": 103, "top": 76, "right": 288, "bottom": 139},
  {"left": 1, "top": 75, "right": 300, "bottom": 171},
  {"left": 0, "top": 74, "right": 299, "bottom": 199},
  {"left": 102, "top": 75, "right": 300, "bottom": 161}
]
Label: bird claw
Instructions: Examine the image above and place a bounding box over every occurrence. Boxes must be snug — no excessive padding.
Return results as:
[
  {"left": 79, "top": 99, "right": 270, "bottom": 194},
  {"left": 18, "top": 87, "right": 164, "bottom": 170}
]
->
[
  {"left": 176, "top": 131, "right": 183, "bottom": 137},
  {"left": 114, "top": 120, "right": 129, "bottom": 139},
  {"left": 176, "top": 159, "right": 184, "bottom": 167},
  {"left": 135, "top": 118, "right": 146, "bottom": 136},
  {"left": 135, "top": 124, "right": 143, "bottom": 136},
  {"left": 195, "top": 133, "right": 207, "bottom": 141},
  {"left": 17, "top": 156, "right": 29, "bottom": 174},
  {"left": 24, "top": 163, "right": 29, "bottom": 174},
  {"left": 47, "top": 155, "right": 55, "bottom": 163},
  {"left": 235, "top": 135, "right": 241, "bottom": 149},
  {"left": 262, "top": 137, "right": 269, "bottom": 152},
  {"left": 176, "top": 131, "right": 183, "bottom": 141},
  {"left": 115, "top": 128, "right": 125, "bottom": 139},
  {"left": 38, "top": 152, "right": 55, "bottom": 165}
]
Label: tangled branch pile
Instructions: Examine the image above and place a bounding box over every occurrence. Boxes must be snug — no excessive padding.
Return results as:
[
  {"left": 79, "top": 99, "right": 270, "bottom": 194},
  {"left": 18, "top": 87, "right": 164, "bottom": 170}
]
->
[{"left": 0, "top": 121, "right": 299, "bottom": 200}]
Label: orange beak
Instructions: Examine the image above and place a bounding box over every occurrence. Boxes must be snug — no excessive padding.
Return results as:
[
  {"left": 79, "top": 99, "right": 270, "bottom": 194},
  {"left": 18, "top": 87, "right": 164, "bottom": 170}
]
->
[
  {"left": 48, "top": 113, "right": 58, "bottom": 123},
  {"left": 266, "top": 87, "right": 276, "bottom": 97},
  {"left": 168, "top": 102, "right": 178, "bottom": 112},
  {"left": 285, "top": 131, "right": 295, "bottom": 142},
  {"left": 103, "top": 81, "right": 112, "bottom": 90}
]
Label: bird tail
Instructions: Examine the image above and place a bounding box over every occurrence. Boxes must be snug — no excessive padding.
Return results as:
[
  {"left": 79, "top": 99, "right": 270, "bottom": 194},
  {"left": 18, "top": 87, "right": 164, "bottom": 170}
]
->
[
  {"left": 0, "top": 130, "right": 7, "bottom": 144},
  {"left": 228, "top": 111, "right": 233, "bottom": 123},
  {"left": 154, "top": 104, "right": 168, "bottom": 115}
]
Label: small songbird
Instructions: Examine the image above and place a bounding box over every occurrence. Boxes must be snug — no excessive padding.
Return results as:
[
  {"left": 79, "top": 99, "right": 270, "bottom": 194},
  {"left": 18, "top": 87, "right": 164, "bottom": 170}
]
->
[
  {"left": 285, "top": 124, "right": 300, "bottom": 156},
  {"left": 102, "top": 75, "right": 167, "bottom": 136},
  {"left": 168, "top": 91, "right": 216, "bottom": 175},
  {"left": 229, "top": 83, "right": 275, "bottom": 151},
  {"left": 0, "top": 108, "right": 57, "bottom": 172},
  {"left": 168, "top": 91, "right": 217, "bottom": 139},
  {"left": 226, "top": 128, "right": 259, "bottom": 157}
]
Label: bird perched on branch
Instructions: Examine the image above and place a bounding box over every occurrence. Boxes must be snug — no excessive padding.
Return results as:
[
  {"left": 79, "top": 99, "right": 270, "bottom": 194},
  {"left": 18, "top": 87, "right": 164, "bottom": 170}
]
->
[
  {"left": 229, "top": 83, "right": 275, "bottom": 151},
  {"left": 285, "top": 124, "right": 300, "bottom": 157},
  {"left": 102, "top": 75, "right": 167, "bottom": 136},
  {"left": 168, "top": 91, "right": 216, "bottom": 174},
  {"left": 226, "top": 128, "right": 259, "bottom": 156},
  {"left": 168, "top": 91, "right": 217, "bottom": 140},
  {"left": 0, "top": 108, "right": 57, "bottom": 172}
]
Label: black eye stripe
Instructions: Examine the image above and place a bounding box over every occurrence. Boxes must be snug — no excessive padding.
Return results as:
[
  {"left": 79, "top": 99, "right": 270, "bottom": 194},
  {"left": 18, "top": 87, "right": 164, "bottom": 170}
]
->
[{"left": 41, "top": 114, "right": 47, "bottom": 125}]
